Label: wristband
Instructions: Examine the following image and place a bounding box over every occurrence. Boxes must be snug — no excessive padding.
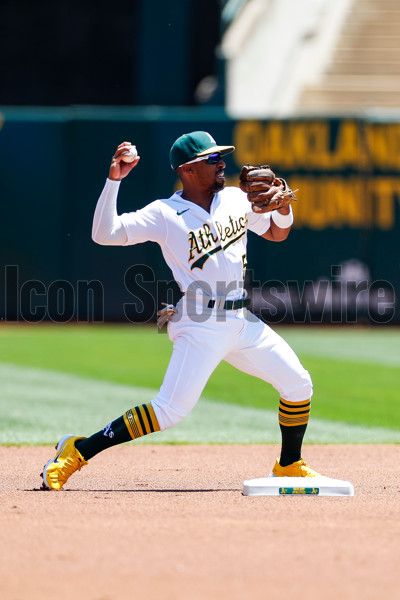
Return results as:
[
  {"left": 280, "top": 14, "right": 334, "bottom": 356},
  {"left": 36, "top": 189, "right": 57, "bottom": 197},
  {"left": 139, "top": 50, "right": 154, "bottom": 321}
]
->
[{"left": 271, "top": 205, "right": 293, "bottom": 228}]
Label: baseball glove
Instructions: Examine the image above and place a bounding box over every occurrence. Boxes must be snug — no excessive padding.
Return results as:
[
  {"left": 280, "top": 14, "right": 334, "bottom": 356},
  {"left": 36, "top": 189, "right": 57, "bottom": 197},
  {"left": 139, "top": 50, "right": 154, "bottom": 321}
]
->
[{"left": 239, "top": 165, "right": 297, "bottom": 213}]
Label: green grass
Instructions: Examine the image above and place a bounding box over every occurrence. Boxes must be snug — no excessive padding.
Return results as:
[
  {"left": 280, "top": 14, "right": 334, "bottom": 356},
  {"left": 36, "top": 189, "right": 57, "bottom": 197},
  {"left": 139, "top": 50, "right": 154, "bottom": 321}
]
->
[
  {"left": 2, "top": 361, "right": 399, "bottom": 445},
  {"left": 0, "top": 323, "right": 399, "bottom": 433},
  {"left": 0, "top": 324, "right": 171, "bottom": 387}
]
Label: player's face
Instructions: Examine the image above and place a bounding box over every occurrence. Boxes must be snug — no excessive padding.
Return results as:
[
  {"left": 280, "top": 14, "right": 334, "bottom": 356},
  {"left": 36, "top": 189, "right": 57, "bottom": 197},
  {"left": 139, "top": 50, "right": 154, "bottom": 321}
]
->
[{"left": 192, "top": 155, "right": 226, "bottom": 194}]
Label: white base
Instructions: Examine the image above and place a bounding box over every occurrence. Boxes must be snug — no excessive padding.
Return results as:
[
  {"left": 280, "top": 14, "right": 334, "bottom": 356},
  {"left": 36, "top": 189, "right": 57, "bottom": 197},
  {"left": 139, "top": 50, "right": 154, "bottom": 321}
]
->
[{"left": 243, "top": 476, "right": 354, "bottom": 497}]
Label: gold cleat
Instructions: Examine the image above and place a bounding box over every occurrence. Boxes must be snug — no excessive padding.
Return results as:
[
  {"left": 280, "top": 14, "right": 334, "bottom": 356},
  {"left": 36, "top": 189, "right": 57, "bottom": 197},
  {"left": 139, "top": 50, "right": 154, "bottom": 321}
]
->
[
  {"left": 41, "top": 435, "right": 87, "bottom": 490},
  {"left": 270, "top": 457, "right": 322, "bottom": 478}
]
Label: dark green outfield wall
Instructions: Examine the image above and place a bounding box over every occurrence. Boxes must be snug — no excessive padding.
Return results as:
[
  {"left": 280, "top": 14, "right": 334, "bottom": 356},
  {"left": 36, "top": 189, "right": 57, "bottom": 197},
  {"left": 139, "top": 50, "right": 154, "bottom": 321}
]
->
[{"left": 0, "top": 107, "right": 398, "bottom": 324}]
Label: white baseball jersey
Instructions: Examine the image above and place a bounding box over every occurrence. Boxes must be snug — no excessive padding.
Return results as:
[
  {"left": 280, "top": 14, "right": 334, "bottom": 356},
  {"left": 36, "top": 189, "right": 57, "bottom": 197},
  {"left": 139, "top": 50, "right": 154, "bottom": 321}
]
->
[{"left": 93, "top": 179, "right": 271, "bottom": 301}]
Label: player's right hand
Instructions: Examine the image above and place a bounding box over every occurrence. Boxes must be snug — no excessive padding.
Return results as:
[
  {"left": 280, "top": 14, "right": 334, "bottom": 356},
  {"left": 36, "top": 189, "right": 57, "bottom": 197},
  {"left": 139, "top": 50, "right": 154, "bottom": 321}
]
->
[{"left": 109, "top": 142, "right": 140, "bottom": 181}]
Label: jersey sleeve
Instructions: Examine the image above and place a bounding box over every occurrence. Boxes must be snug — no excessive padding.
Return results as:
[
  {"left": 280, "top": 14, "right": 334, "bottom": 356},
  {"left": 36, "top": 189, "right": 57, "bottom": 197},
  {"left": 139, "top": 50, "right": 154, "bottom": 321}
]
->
[
  {"left": 246, "top": 209, "right": 271, "bottom": 236},
  {"left": 120, "top": 201, "right": 167, "bottom": 245}
]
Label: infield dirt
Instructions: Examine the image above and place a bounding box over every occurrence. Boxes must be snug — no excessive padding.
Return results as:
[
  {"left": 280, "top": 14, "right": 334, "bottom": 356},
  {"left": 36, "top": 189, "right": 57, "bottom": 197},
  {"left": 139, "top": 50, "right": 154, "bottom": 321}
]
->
[{"left": 0, "top": 444, "right": 398, "bottom": 600}]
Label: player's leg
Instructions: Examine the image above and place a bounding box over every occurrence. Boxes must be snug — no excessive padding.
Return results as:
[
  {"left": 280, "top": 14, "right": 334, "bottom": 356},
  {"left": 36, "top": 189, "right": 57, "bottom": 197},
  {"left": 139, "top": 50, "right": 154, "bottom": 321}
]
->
[
  {"left": 42, "top": 402, "right": 163, "bottom": 490},
  {"left": 76, "top": 330, "right": 227, "bottom": 451},
  {"left": 224, "top": 315, "right": 319, "bottom": 476},
  {"left": 41, "top": 328, "right": 227, "bottom": 490}
]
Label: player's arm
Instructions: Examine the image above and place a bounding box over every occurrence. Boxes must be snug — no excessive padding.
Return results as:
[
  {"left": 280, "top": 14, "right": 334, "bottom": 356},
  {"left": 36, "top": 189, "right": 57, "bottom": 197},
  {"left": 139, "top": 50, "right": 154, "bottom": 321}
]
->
[
  {"left": 92, "top": 142, "right": 140, "bottom": 246},
  {"left": 261, "top": 205, "right": 293, "bottom": 241}
]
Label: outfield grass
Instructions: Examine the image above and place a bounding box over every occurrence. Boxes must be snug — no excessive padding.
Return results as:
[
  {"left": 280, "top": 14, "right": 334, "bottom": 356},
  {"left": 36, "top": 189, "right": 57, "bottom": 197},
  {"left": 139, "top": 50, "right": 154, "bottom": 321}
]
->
[{"left": 0, "top": 323, "right": 399, "bottom": 433}]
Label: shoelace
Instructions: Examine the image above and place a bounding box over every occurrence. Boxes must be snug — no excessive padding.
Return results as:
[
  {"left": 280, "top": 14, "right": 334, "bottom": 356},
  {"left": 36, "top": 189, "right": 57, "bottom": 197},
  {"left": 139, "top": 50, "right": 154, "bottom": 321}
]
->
[
  {"left": 298, "top": 459, "right": 319, "bottom": 476},
  {"left": 51, "top": 455, "right": 84, "bottom": 483}
]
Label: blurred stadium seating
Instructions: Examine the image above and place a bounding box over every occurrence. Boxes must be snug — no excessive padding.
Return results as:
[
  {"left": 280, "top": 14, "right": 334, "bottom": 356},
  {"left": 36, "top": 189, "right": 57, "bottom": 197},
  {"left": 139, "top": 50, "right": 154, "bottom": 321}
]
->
[{"left": 222, "top": 0, "right": 400, "bottom": 117}]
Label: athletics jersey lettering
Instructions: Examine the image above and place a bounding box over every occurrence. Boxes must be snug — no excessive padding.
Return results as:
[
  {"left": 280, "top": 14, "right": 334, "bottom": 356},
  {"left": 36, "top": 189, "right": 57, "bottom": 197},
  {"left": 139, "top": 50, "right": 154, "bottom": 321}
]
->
[
  {"left": 188, "top": 215, "right": 248, "bottom": 270},
  {"left": 215, "top": 216, "right": 247, "bottom": 242},
  {"left": 188, "top": 226, "right": 219, "bottom": 260}
]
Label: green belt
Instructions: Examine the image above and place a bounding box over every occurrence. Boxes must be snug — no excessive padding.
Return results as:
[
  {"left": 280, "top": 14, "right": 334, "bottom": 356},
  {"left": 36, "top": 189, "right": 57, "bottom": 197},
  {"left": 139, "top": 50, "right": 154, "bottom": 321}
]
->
[{"left": 207, "top": 298, "right": 251, "bottom": 310}]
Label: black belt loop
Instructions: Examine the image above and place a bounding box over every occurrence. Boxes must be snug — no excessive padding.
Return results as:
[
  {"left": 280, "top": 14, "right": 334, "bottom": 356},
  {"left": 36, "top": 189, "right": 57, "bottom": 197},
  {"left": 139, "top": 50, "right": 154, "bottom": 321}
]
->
[{"left": 207, "top": 298, "right": 250, "bottom": 310}]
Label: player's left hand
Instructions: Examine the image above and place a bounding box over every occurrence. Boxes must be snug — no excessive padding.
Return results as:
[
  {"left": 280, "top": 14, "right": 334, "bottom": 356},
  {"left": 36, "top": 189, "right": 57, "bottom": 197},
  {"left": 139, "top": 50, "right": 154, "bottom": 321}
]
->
[
  {"left": 109, "top": 142, "right": 140, "bottom": 181},
  {"left": 251, "top": 186, "right": 294, "bottom": 214},
  {"left": 239, "top": 165, "right": 298, "bottom": 213}
]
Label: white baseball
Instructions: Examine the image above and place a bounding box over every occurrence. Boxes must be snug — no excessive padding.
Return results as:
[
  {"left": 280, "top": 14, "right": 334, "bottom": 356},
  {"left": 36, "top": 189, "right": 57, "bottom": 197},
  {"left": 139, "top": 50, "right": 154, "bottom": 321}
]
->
[{"left": 121, "top": 145, "right": 138, "bottom": 163}]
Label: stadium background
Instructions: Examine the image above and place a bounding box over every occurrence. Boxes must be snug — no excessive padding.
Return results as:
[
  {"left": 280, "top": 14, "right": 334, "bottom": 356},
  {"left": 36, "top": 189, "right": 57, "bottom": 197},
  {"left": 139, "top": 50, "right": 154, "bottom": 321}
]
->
[
  {"left": 0, "top": 0, "right": 400, "bottom": 324},
  {"left": 1, "top": 0, "right": 398, "bottom": 325}
]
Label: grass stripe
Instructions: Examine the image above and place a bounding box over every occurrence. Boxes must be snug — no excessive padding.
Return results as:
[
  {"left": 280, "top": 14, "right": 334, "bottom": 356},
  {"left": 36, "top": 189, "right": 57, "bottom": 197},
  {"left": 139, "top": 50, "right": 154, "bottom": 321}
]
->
[
  {"left": 275, "top": 327, "right": 400, "bottom": 367},
  {"left": 0, "top": 362, "right": 399, "bottom": 446}
]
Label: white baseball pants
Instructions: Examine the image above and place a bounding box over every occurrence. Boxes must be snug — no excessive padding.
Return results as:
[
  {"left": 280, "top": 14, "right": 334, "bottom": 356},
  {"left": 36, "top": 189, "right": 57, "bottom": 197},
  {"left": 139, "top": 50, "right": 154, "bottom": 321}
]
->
[{"left": 151, "top": 301, "right": 313, "bottom": 431}]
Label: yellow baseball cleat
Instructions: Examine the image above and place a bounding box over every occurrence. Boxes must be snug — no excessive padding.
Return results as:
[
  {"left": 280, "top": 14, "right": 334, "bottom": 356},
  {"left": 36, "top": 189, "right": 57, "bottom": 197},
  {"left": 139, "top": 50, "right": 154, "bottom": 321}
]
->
[
  {"left": 270, "top": 457, "right": 322, "bottom": 478},
  {"left": 41, "top": 435, "right": 88, "bottom": 490}
]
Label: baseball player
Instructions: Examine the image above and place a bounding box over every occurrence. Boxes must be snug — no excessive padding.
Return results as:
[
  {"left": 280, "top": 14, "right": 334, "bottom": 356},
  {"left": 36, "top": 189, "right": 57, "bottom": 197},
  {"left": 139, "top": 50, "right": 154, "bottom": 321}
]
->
[{"left": 41, "top": 131, "right": 323, "bottom": 490}]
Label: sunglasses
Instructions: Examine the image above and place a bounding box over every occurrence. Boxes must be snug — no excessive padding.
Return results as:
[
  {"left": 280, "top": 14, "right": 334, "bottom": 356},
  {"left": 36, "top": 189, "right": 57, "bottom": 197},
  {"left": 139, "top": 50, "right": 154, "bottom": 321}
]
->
[
  {"left": 204, "top": 152, "right": 222, "bottom": 164},
  {"left": 180, "top": 152, "right": 222, "bottom": 167}
]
